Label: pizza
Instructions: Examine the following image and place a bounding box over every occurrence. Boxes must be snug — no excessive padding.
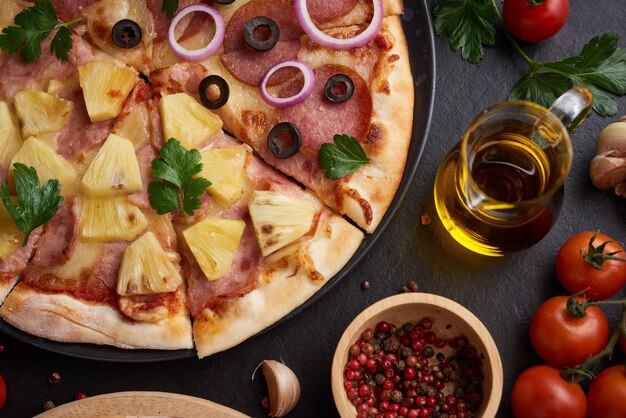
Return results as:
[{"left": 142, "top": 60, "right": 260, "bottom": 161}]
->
[{"left": 0, "top": 0, "right": 414, "bottom": 358}]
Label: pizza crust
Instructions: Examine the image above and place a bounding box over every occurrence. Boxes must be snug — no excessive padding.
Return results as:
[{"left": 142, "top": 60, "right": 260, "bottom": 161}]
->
[
  {"left": 0, "top": 284, "right": 193, "bottom": 350},
  {"left": 338, "top": 16, "right": 414, "bottom": 232},
  {"left": 193, "top": 212, "right": 363, "bottom": 358},
  {"left": 0, "top": 275, "right": 19, "bottom": 305}
]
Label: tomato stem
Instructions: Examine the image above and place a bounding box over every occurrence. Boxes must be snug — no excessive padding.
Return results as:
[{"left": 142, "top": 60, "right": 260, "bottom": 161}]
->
[
  {"left": 582, "top": 232, "right": 626, "bottom": 269},
  {"left": 563, "top": 329, "right": 620, "bottom": 382},
  {"left": 488, "top": 0, "right": 536, "bottom": 66}
]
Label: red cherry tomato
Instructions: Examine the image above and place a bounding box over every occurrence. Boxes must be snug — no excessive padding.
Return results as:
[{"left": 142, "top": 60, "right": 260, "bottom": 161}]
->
[
  {"left": 503, "top": 0, "right": 569, "bottom": 43},
  {"left": 556, "top": 232, "right": 626, "bottom": 300},
  {"left": 511, "top": 364, "right": 586, "bottom": 418},
  {"left": 530, "top": 296, "right": 609, "bottom": 367},
  {"left": 0, "top": 374, "right": 6, "bottom": 410},
  {"left": 587, "top": 365, "right": 626, "bottom": 418}
]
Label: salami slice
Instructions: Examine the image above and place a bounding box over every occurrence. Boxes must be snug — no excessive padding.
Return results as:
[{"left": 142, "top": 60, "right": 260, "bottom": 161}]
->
[
  {"left": 220, "top": 0, "right": 358, "bottom": 86},
  {"left": 276, "top": 64, "right": 372, "bottom": 152},
  {"left": 220, "top": 41, "right": 300, "bottom": 86}
]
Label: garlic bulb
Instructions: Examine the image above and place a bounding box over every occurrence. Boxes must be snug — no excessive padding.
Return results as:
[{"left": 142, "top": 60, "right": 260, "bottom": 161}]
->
[
  {"left": 589, "top": 115, "right": 626, "bottom": 196},
  {"left": 262, "top": 360, "right": 301, "bottom": 417}
]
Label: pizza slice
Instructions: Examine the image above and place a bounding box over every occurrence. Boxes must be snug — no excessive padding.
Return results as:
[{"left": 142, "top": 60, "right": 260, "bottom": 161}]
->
[
  {"left": 0, "top": 34, "right": 133, "bottom": 303},
  {"left": 151, "top": 12, "right": 413, "bottom": 232},
  {"left": 153, "top": 91, "right": 364, "bottom": 357},
  {"left": 0, "top": 49, "right": 193, "bottom": 348}
]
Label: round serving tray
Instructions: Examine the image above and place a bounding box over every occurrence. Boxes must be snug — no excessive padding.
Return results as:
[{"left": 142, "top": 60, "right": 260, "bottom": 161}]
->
[{"left": 0, "top": 0, "right": 435, "bottom": 362}]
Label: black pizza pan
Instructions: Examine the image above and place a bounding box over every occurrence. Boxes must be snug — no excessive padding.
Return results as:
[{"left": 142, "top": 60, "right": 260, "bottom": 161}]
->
[{"left": 0, "top": 0, "right": 435, "bottom": 362}]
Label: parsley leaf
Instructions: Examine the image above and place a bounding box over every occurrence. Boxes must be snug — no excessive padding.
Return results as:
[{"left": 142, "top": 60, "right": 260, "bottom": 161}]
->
[
  {"left": 433, "top": 0, "right": 498, "bottom": 63},
  {"left": 0, "top": 163, "right": 63, "bottom": 246},
  {"left": 509, "top": 71, "right": 571, "bottom": 109},
  {"left": 148, "top": 138, "right": 211, "bottom": 222},
  {"left": 162, "top": 0, "right": 179, "bottom": 20},
  {"left": 510, "top": 32, "right": 626, "bottom": 117},
  {"left": 0, "top": 0, "right": 80, "bottom": 63},
  {"left": 319, "top": 134, "right": 370, "bottom": 180},
  {"left": 434, "top": 0, "right": 626, "bottom": 117}
]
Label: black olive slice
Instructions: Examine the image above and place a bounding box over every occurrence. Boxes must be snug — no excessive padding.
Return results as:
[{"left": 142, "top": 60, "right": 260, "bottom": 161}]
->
[
  {"left": 268, "top": 122, "right": 301, "bottom": 159},
  {"left": 324, "top": 74, "right": 355, "bottom": 104},
  {"left": 111, "top": 19, "right": 142, "bottom": 49},
  {"left": 214, "top": 0, "right": 235, "bottom": 3},
  {"left": 244, "top": 16, "right": 280, "bottom": 52},
  {"left": 199, "top": 75, "right": 230, "bottom": 109}
]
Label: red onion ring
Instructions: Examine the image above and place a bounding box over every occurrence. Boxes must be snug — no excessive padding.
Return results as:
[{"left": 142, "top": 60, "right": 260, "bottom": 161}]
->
[
  {"left": 294, "top": 0, "right": 383, "bottom": 50},
  {"left": 168, "top": 4, "right": 225, "bottom": 61},
  {"left": 259, "top": 60, "right": 315, "bottom": 108}
]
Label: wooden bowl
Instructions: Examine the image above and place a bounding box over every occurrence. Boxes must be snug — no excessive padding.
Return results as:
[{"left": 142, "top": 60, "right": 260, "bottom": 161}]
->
[{"left": 331, "top": 293, "right": 503, "bottom": 418}]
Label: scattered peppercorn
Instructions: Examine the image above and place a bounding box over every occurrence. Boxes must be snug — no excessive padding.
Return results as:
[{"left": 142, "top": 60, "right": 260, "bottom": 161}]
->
[
  {"left": 420, "top": 213, "right": 431, "bottom": 225},
  {"left": 401, "top": 280, "right": 419, "bottom": 293},
  {"left": 0, "top": 344, "right": 5, "bottom": 353},
  {"left": 361, "top": 280, "right": 371, "bottom": 290},
  {"left": 48, "top": 372, "right": 61, "bottom": 384},
  {"left": 260, "top": 395, "right": 270, "bottom": 410},
  {"left": 75, "top": 392, "right": 88, "bottom": 400},
  {"left": 43, "top": 401, "right": 55, "bottom": 410}
]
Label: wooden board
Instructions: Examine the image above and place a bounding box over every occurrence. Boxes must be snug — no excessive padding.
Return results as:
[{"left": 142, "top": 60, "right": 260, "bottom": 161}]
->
[{"left": 33, "top": 391, "right": 251, "bottom": 418}]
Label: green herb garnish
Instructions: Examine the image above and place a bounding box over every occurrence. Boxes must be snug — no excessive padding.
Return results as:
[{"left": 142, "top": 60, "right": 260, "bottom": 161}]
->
[
  {"left": 319, "top": 134, "right": 370, "bottom": 180},
  {"left": 433, "top": 0, "right": 626, "bottom": 116},
  {"left": 433, "top": 0, "right": 498, "bottom": 64},
  {"left": 1, "top": 163, "right": 63, "bottom": 246},
  {"left": 510, "top": 33, "right": 626, "bottom": 117},
  {"left": 0, "top": 0, "right": 80, "bottom": 63},
  {"left": 148, "top": 138, "right": 211, "bottom": 223},
  {"left": 162, "top": 0, "right": 179, "bottom": 20}
]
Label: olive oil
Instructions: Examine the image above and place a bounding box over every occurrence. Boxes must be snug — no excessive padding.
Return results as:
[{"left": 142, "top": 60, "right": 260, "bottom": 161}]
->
[{"left": 434, "top": 130, "right": 565, "bottom": 256}]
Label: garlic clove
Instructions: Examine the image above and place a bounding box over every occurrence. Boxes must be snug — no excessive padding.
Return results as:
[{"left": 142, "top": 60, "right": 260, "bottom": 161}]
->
[
  {"left": 262, "top": 360, "right": 301, "bottom": 417},
  {"left": 589, "top": 150, "right": 626, "bottom": 189},
  {"left": 595, "top": 120, "right": 626, "bottom": 153}
]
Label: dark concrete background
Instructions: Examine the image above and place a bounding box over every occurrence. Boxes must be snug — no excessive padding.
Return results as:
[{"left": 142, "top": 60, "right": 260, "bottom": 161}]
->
[{"left": 1, "top": 0, "right": 625, "bottom": 417}]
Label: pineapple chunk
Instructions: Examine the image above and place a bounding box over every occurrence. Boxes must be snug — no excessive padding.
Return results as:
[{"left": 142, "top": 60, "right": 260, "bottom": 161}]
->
[
  {"left": 78, "top": 60, "right": 137, "bottom": 122},
  {"left": 248, "top": 191, "right": 316, "bottom": 256},
  {"left": 81, "top": 133, "right": 143, "bottom": 197},
  {"left": 113, "top": 102, "right": 150, "bottom": 149},
  {"left": 117, "top": 232, "right": 183, "bottom": 296},
  {"left": 159, "top": 93, "right": 223, "bottom": 149},
  {"left": 10, "top": 137, "right": 76, "bottom": 195},
  {"left": 80, "top": 196, "right": 148, "bottom": 241},
  {"left": 182, "top": 217, "right": 245, "bottom": 281},
  {"left": 0, "top": 200, "right": 24, "bottom": 261},
  {"left": 0, "top": 102, "right": 22, "bottom": 170},
  {"left": 198, "top": 146, "right": 247, "bottom": 206},
  {"left": 13, "top": 90, "right": 73, "bottom": 138}
]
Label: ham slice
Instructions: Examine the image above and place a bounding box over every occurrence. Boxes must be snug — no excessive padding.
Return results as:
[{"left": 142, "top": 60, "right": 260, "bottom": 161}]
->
[
  {"left": 55, "top": 88, "right": 113, "bottom": 162},
  {"left": 31, "top": 198, "right": 79, "bottom": 268},
  {"left": 0, "top": 228, "right": 42, "bottom": 282},
  {"left": 0, "top": 35, "right": 94, "bottom": 102},
  {"left": 183, "top": 217, "right": 261, "bottom": 317},
  {"left": 127, "top": 144, "right": 157, "bottom": 209},
  {"left": 22, "top": 241, "right": 127, "bottom": 304},
  {"left": 50, "top": 0, "right": 98, "bottom": 20}
]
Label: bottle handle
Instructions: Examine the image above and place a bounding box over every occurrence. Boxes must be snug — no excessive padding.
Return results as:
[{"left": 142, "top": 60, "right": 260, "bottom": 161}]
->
[{"left": 548, "top": 87, "right": 594, "bottom": 135}]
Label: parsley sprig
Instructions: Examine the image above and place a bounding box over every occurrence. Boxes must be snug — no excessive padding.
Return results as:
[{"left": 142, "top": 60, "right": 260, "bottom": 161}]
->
[
  {"left": 162, "top": 0, "right": 179, "bottom": 20},
  {"left": 1, "top": 163, "right": 63, "bottom": 246},
  {"left": 0, "top": 0, "right": 80, "bottom": 63},
  {"left": 319, "top": 134, "right": 370, "bottom": 180},
  {"left": 433, "top": 0, "right": 626, "bottom": 116},
  {"left": 148, "top": 139, "right": 211, "bottom": 223}
]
